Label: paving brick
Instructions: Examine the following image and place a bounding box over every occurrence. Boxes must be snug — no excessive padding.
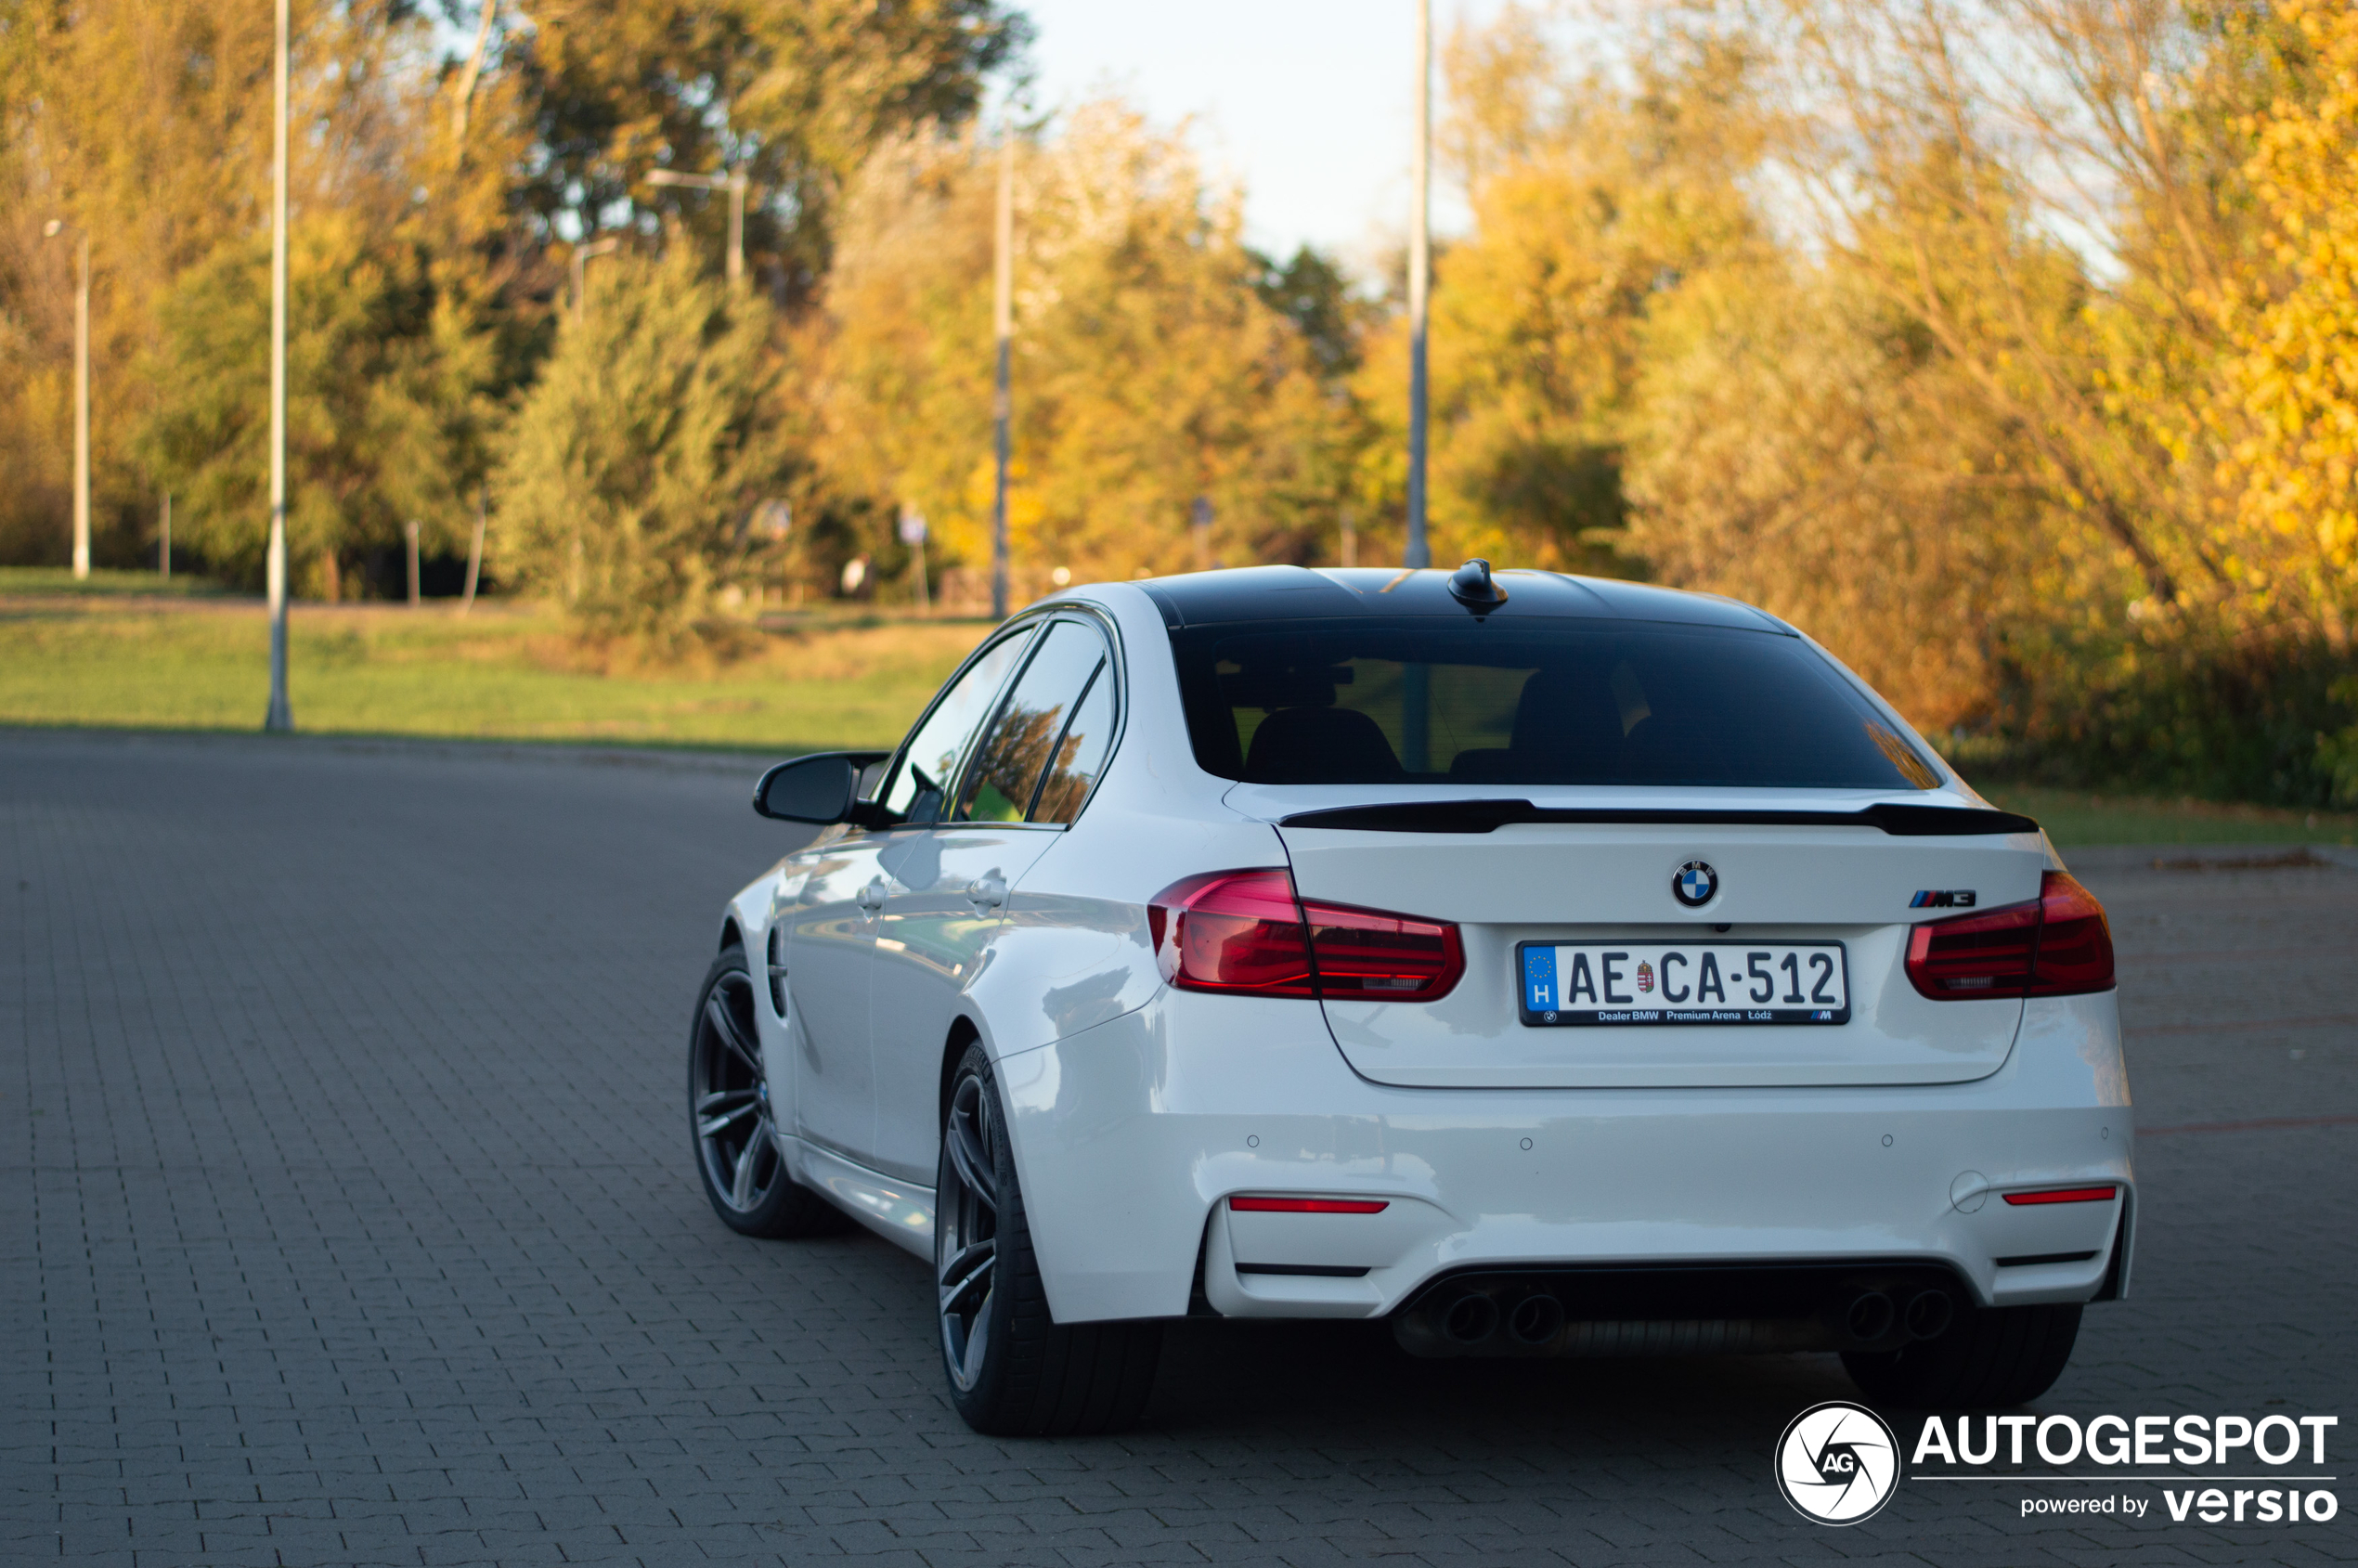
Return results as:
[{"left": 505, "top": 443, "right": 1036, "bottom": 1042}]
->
[{"left": 5, "top": 732, "right": 2355, "bottom": 1568}]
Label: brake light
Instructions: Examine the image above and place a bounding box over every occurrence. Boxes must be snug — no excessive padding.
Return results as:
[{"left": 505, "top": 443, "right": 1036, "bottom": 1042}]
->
[
  {"left": 1228, "top": 1196, "right": 1390, "bottom": 1213},
  {"left": 2028, "top": 872, "right": 2115, "bottom": 994},
  {"left": 1147, "top": 869, "right": 1315, "bottom": 996},
  {"left": 1905, "top": 870, "right": 2115, "bottom": 1000},
  {"left": 1147, "top": 868, "right": 1464, "bottom": 1002}
]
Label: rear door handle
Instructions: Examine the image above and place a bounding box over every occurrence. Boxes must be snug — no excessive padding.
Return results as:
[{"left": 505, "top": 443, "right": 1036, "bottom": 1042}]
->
[{"left": 965, "top": 875, "right": 1006, "bottom": 912}]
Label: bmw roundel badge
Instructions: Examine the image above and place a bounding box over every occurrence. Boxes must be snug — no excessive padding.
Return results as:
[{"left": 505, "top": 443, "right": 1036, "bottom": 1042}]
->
[{"left": 1673, "top": 860, "right": 1718, "bottom": 908}]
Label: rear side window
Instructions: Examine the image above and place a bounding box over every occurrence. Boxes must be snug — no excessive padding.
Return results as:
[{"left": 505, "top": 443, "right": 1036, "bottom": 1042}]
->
[
  {"left": 1170, "top": 617, "right": 1938, "bottom": 791},
  {"left": 953, "top": 620, "right": 1113, "bottom": 823},
  {"left": 1030, "top": 667, "right": 1116, "bottom": 824}
]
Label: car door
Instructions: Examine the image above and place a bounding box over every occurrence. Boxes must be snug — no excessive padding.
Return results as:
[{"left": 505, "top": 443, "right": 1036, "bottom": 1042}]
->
[
  {"left": 776, "top": 831, "right": 889, "bottom": 1163},
  {"left": 811, "top": 623, "right": 1038, "bottom": 1172},
  {"left": 870, "top": 616, "right": 1117, "bottom": 1183}
]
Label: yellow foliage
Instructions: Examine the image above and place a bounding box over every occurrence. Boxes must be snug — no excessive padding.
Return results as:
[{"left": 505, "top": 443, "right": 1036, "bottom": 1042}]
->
[
  {"left": 814, "top": 107, "right": 1353, "bottom": 590},
  {"left": 1355, "top": 13, "right": 1766, "bottom": 577},
  {"left": 2211, "top": 0, "right": 2358, "bottom": 641}
]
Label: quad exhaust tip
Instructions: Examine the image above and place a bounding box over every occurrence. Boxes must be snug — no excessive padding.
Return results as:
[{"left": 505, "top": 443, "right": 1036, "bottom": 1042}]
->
[
  {"left": 1441, "top": 1291, "right": 1500, "bottom": 1344},
  {"left": 1905, "top": 1288, "right": 1955, "bottom": 1341},
  {"left": 1508, "top": 1291, "right": 1565, "bottom": 1346},
  {"left": 1844, "top": 1289, "right": 1896, "bottom": 1342},
  {"left": 1399, "top": 1272, "right": 1965, "bottom": 1358}
]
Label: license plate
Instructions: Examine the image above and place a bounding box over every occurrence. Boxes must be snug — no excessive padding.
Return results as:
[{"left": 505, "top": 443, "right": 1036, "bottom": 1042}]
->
[{"left": 1517, "top": 941, "right": 1849, "bottom": 1026}]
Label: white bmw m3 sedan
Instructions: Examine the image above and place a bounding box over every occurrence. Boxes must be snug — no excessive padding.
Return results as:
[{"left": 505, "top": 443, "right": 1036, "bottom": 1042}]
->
[{"left": 687, "top": 563, "right": 2132, "bottom": 1435}]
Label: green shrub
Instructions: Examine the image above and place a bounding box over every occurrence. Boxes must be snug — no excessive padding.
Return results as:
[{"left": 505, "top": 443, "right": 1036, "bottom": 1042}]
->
[{"left": 494, "top": 248, "right": 799, "bottom": 647}]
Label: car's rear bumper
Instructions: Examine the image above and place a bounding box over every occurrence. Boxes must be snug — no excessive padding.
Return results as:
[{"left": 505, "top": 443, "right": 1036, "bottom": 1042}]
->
[{"left": 995, "top": 987, "right": 2132, "bottom": 1324}]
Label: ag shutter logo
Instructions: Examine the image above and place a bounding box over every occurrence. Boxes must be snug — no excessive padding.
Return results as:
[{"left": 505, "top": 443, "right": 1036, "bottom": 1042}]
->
[{"left": 1777, "top": 1402, "right": 1901, "bottom": 1524}]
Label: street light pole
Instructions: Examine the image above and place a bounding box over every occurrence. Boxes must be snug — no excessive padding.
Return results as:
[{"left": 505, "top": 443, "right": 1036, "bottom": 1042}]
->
[
  {"left": 41, "top": 220, "right": 91, "bottom": 579},
  {"left": 644, "top": 169, "right": 747, "bottom": 281},
  {"left": 1406, "top": 0, "right": 1432, "bottom": 571},
  {"left": 991, "top": 134, "right": 1014, "bottom": 620},
  {"left": 571, "top": 237, "right": 619, "bottom": 322},
  {"left": 264, "top": 0, "right": 293, "bottom": 732},
  {"left": 726, "top": 173, "right": 744, "bottom": 283}
]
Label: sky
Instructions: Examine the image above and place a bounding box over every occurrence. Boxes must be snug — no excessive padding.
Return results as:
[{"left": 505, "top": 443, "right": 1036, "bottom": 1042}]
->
[{"left": 1001, "top": 1, "right": 1513, "bottom": 270}]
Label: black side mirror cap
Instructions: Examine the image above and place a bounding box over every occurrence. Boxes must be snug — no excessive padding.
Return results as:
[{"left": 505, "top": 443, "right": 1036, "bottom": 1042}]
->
[{"left": 753, "top": 751, "right": 891, "bottom": 824}]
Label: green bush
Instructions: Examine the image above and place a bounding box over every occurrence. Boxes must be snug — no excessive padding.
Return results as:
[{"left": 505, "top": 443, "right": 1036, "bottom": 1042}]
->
[
  {"left": 494, "top": 248, "right": 799, "bottom": 646},
  {"left": 1972, "top": 630, "right": 2358, "bottom": 809}
]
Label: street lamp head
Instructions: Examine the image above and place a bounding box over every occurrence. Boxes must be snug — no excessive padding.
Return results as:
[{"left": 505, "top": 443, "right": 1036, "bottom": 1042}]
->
[{"left": 44, "top": 218, "right": 64, "bottom": 238}]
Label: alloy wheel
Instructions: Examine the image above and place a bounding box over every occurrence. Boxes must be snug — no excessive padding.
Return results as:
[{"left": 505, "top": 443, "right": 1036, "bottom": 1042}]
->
[
  {"left": 691, "top": 970, "right": 781, "bottom": 1213},
  {"left": 937, "top": 1069, "right": 1000, "bottom": 1391}
]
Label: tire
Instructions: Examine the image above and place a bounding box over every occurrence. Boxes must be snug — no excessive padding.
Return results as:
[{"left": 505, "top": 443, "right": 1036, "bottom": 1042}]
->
[
  {"left": 688, "top": 946, "right": 849, "bottom": 1238},
  {"left": 1841, "top": 1302, "right": 2082, "bottom": 1408},
  {"left": 935, "top": 1042, "right": 1161, "bottom": 1435}
]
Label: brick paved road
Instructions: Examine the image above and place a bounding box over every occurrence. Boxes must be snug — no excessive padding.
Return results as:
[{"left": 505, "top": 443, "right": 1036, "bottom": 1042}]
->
[{"left": 6, "top": 728, "right": 2354, "bottom": 1567}]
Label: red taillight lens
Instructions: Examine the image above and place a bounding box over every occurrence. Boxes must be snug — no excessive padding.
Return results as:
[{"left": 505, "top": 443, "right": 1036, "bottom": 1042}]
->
[
  {"left": 1905, "top": 896, "right": 2040, "bottom": 996},
  {"left": 1148, "top": 869, "right": 1463, "bottom": 1002},
  {"left": 1147, "top": 869, "right": 1315, "bottom": 996},
  {"left": 1300, "top": 897, "right": 1464, "bottom": 1000},
  {"left": 1906, "top": 870, "right": 2115, "bottom": 1000},
  {"left": 2027, "top": 872, "right": 2115, "bottom": 995},
  {"left": 1228, "top": 1196, "right": 1390, "bottom": 1213}
]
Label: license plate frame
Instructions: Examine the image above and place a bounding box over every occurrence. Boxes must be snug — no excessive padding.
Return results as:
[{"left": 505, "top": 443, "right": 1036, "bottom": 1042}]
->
[{"left": 1516, "top": 940, "right": 1851, "bottom": 1026}]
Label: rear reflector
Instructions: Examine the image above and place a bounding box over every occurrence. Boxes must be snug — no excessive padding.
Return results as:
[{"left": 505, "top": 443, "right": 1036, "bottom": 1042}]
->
[
  {"left": 1228, "top": 1196, "right": 1390, "bottom": 1213},
  {"left": 1905, "top": 870, "right": 2115, "bottom": 1000},
  {"left": 2002, "top": 1186, "right": 2118, "bottom": 1206},
  {"left": 1147, "top": 868, "right": 1463, "bottom": 1002}
]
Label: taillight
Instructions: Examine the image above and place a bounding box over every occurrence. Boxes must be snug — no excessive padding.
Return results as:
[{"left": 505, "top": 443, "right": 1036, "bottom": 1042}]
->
[
  {"left": 2028, "top": 872, "right": 2115, "bottom": 994},
  {"left": 1301, "top": 898, "right": 1463, "bottom": 999},
  {"left": 1906, "top": 870, "right": 2115, "bottom": 1000},
  {"left": 1147, "top": 868, "right": 1464, "bottom": 1002},
  {"left": 1147, "top": 870, "right": 1315, "bottom": 996}
]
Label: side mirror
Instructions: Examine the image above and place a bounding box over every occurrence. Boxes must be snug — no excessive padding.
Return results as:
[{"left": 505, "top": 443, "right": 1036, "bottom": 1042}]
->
[{"left": 753, "top": 751, "right": 888, "bottom": 824}]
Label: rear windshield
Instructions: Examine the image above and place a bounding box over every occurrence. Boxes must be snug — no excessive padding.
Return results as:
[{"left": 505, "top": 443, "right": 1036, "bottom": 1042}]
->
[{"left": 1170, "top": 617, "right": 1940, "bottom": 790}]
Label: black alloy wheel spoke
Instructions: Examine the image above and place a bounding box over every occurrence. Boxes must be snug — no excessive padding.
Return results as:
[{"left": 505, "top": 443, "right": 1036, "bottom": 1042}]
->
[
  {"left": 946, "top": 1091, "right": 997, "bottom": 1213},
  {"left": 693, "top": 1094, "right": 758, "bottom": 1132},
  {"left": 704, "top": 991, "right": 760, "bottom": 1075},
  {"left": 731, "top": 1117, "right": 772, "bottom": 1208},
  {"left": 697, "top": 1093, "right": 760, "bottom": 1139},
  {"left": 939, "top": 1239, "right": 996, "bottom": 1318}
]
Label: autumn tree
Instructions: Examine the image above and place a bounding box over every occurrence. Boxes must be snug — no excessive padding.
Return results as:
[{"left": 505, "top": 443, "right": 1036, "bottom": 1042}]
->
[
  {"left": 2206, "top": 0, "right": 2358, "bottom": 643},
  {"left": 1354, "top": 9, "right": 1767, "bottom": 576},
  {"left": 813, "top": 106, "right": 1360, "bottom": 596},
  {"left": 494, "top": 247, "right": 799, "bottom": 644},
  {"left": 513, "top": 0, "right": 1028, "bottom": 299}
]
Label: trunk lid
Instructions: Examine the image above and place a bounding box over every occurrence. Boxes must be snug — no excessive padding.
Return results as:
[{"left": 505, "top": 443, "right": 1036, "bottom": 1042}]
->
[{"left": 1262, "top": 788, "right": 2045, "bottom": 1089}]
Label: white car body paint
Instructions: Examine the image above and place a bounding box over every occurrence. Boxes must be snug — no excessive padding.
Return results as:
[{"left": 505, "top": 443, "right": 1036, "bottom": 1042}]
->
[{"left": 715, "top": 573, "right": 2136, "bottom": 1329}]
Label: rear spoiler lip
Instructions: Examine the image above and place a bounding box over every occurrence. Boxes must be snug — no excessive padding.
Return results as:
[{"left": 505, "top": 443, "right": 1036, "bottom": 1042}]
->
[{"left": 1273, "top": 800, "right": 2041, "bottom": 836}]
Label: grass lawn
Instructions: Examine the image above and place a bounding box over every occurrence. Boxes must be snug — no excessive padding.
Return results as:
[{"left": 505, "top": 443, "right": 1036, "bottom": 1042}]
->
[
  {"left": 1978, "top": 784, "right": 2357, "bottom": 848},
  {"left": 7, "top": 571, "right": 2353, "bottom": 845},
  {"left": 0, "top": 575, "right": 982, "bottom": 753}
]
